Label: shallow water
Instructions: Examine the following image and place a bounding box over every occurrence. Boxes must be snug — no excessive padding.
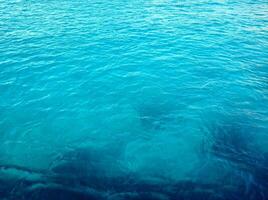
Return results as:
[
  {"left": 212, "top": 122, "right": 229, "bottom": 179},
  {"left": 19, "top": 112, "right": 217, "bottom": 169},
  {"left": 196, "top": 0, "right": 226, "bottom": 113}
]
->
[{"left": 0, "top": 0, "right": 268, "bottom": 199}]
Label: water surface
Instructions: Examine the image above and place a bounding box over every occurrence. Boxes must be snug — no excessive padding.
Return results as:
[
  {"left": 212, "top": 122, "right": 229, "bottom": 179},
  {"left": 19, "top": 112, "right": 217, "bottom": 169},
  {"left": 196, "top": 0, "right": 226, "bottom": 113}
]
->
[{"left": 0, "top": 0, "right": 268, "bottom": 199}]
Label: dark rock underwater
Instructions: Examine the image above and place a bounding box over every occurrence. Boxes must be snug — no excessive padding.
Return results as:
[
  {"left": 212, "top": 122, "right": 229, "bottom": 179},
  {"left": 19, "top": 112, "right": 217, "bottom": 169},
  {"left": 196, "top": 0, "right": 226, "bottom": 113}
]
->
[{"left": 1, "top": 119, "right": 268, "bottom": 200}]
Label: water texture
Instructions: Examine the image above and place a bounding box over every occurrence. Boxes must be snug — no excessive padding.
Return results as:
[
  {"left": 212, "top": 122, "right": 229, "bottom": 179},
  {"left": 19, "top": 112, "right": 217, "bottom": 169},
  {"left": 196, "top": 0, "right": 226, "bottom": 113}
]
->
[{"left": 0, "top": 0, "right": 268, "bottom": 199}]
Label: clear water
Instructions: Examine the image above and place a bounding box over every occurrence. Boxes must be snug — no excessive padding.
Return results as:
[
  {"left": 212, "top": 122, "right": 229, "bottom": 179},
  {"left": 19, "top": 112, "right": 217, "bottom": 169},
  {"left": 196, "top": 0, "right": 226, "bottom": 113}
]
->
[{"left": 0, "top": 0, "right": 268, "bottom": 199}]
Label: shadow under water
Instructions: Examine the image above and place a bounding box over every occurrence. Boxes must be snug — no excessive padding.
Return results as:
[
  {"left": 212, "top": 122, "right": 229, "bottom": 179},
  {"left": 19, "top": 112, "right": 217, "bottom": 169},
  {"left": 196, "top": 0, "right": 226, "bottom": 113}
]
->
[
  {"left": 202, "top": 119, "right": 268, "bottom": 200},
  {"left": 136, "top": 101, "right": 177, "bottom": 131},
  {"left": 0, "top": 135, "right": 268, "bottom": 200}
]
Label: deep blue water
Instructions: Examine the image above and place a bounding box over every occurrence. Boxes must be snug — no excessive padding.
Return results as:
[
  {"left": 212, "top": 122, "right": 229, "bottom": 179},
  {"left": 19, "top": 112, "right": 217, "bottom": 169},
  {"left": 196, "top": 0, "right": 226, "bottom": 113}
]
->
[{"left": 1, "top": 0, "right": 268, "bottom": 199}]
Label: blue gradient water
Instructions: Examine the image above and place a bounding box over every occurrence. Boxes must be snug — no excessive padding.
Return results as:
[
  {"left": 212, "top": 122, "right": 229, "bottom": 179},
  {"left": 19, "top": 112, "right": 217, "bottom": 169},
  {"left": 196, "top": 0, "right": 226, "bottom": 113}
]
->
[{"left": 0, "top": 0, "right": 268, "bottom": 199}]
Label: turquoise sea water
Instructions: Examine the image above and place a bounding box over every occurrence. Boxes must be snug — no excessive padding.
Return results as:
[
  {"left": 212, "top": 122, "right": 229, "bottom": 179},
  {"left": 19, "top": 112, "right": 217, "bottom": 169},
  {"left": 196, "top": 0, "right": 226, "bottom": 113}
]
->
[{"left": 1, "top": 0, "right": 268, "bottom": 199}]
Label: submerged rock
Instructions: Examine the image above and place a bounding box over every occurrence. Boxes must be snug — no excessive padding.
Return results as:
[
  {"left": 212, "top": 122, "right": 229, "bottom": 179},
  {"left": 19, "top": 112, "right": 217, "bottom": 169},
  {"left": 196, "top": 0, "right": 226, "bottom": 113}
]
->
[
  {"left": 201, "top": 119, "right": 268, "bottom": 199},
  {"left": 137, "top": 101, "right": 176, "bottom": 131},
  {"left": 1, "top": 137, "right": 268, "bottom": 200},
  {"left": 22, "top": 184, "right": 105, "bottom": 200}
]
